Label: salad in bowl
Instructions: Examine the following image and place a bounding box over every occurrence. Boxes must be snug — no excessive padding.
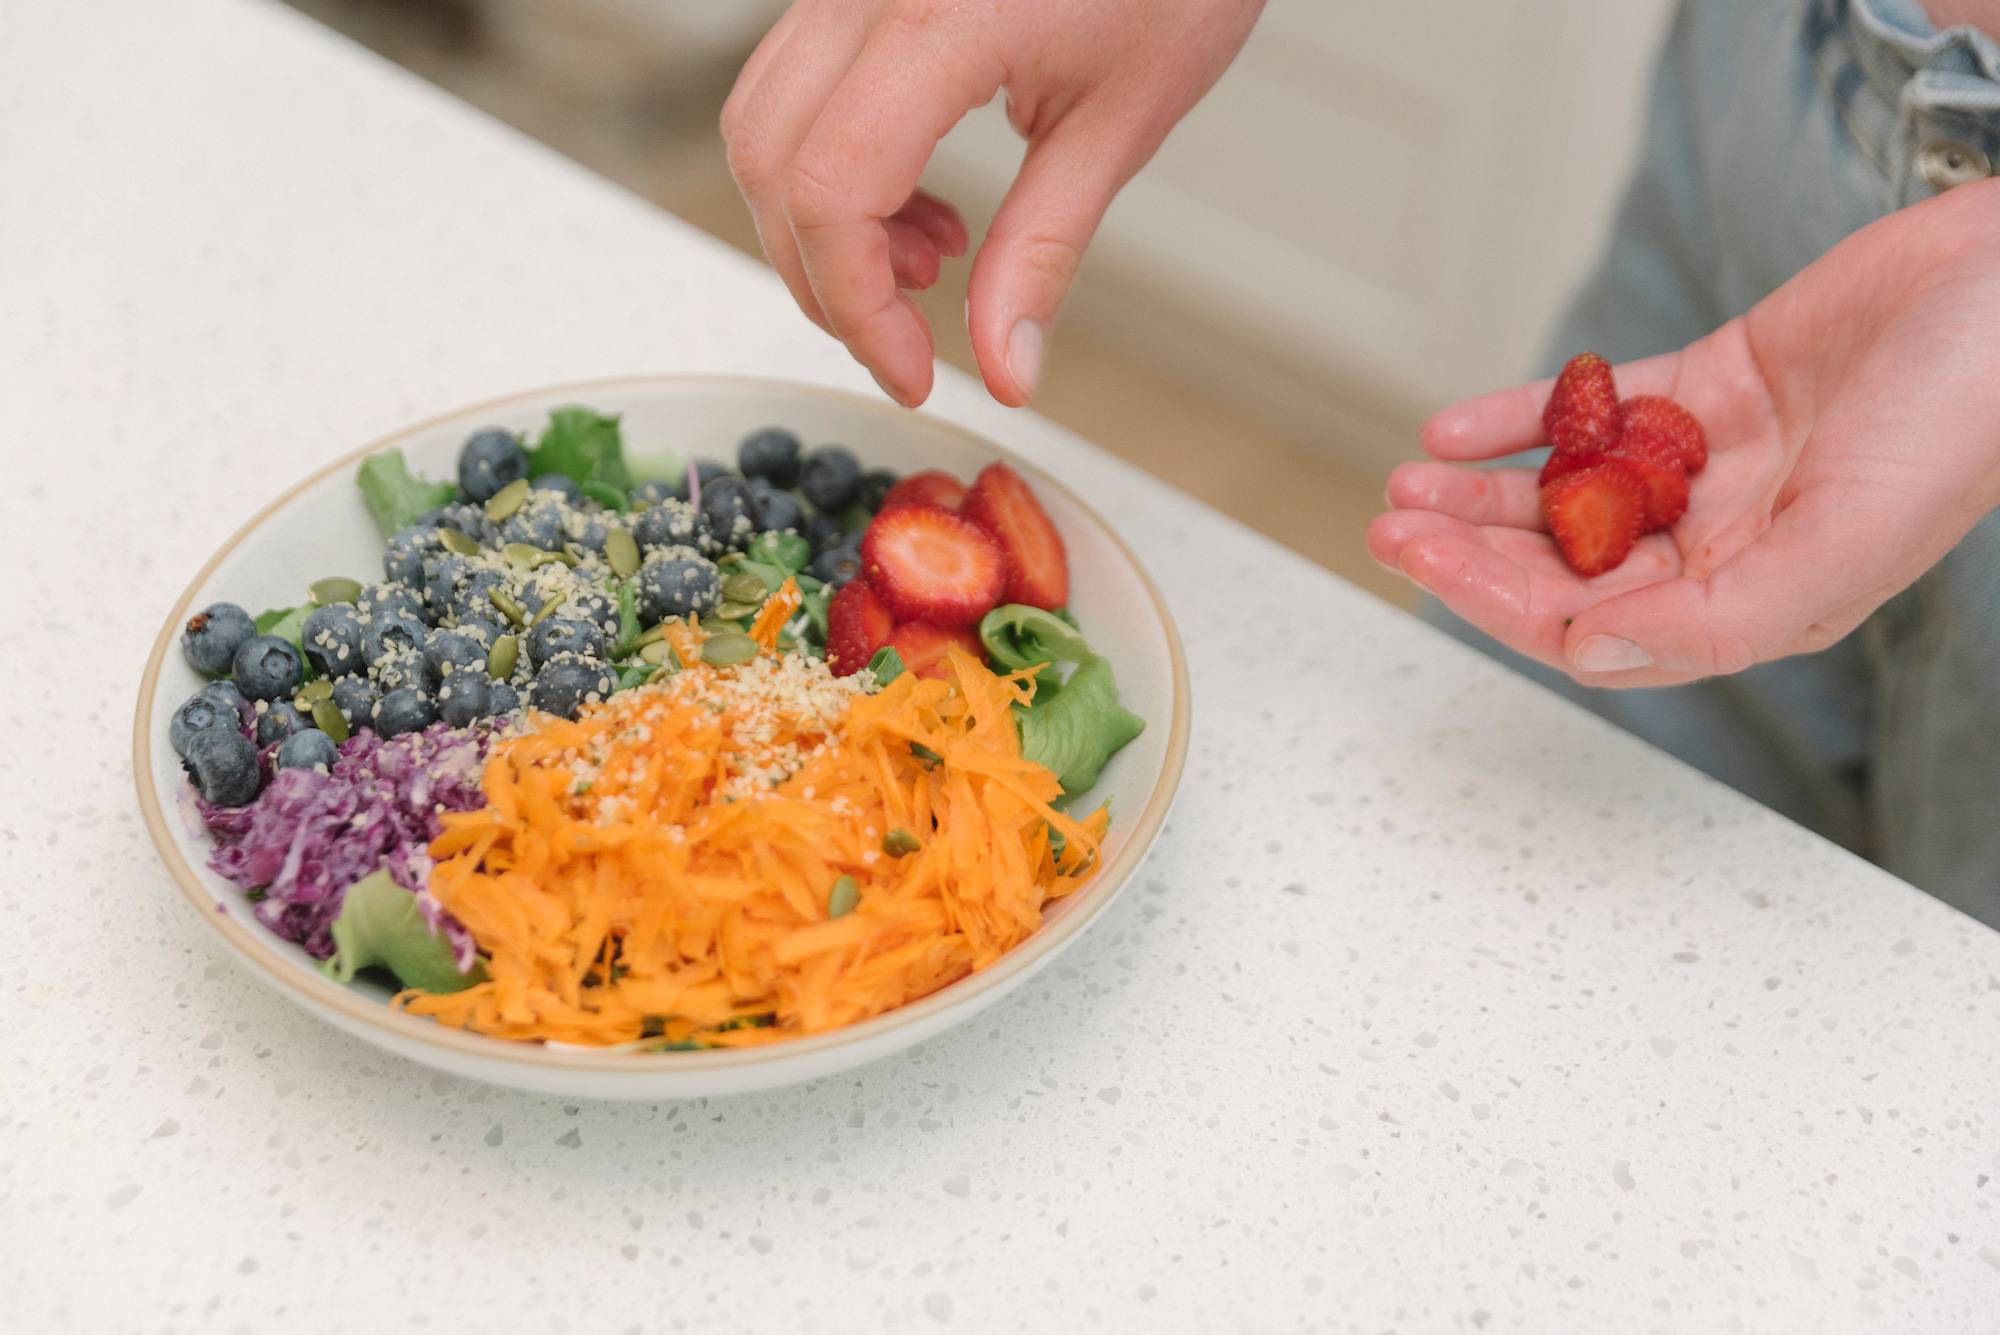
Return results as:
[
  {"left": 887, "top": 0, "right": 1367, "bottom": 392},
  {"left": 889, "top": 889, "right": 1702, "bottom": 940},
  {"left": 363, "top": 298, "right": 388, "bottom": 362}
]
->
[{"left": 137, "top": 378, "right": 1184, "bottom": 1096}]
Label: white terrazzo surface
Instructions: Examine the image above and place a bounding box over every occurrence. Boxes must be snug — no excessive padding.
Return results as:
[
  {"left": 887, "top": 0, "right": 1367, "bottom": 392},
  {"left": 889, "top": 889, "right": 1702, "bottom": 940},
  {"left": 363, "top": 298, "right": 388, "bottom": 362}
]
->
[{"left": 4, "top": 1, "right": 1998, "bottom": 1330}]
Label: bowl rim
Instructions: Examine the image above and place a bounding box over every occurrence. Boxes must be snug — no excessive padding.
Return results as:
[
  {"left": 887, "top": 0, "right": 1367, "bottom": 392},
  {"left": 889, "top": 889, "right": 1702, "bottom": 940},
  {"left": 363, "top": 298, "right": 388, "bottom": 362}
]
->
[{"left": 132, "top": 373, "right": 1191, "bottom": 1078}]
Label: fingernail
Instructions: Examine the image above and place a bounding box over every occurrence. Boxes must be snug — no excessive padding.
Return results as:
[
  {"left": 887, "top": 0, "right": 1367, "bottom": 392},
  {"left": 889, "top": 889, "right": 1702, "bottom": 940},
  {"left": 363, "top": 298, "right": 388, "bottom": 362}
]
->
[
  {"left": 1006, "top": 319, "right": 1044, "bottom": 401},
  {"left": 1572, "top": 635, "right": 1653, "bottom": 673}
]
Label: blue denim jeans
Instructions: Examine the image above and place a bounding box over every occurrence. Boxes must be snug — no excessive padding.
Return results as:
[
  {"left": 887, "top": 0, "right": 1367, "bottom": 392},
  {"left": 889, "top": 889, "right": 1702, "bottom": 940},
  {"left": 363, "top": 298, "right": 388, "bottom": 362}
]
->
[{"left": 1435, "top": 0, "right": 2000, "bottom": 925}]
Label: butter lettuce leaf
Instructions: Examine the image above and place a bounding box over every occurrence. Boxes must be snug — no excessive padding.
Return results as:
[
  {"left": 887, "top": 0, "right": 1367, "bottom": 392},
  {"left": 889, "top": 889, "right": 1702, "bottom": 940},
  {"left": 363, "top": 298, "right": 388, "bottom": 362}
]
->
[
  {"left": 322, "top": 870, "right": 484, "bottom": 994},
  {"left": 356, "top": 449, "right": 457, "bottom": 539},
  {"left": 1015, "top": 655, "right": 1144, "bottom": 794},
  {"left": 527, "top": 405, "right": 630, "bottom": 494}
]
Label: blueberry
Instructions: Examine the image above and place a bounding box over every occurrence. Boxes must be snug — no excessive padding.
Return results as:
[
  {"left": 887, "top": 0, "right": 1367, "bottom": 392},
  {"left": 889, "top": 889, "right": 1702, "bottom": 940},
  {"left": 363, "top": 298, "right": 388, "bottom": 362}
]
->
[
  {"left": 857, "top": 468, "right": 898, "bottom": 512},
  {"left": 499, "top": 497, "right": 565, "bottom": 551},
  {"left": 664, "top": 457, "right": 731, "bottom": 503},
  {"left": 526, "top": 617, "right": 608, "bottom": 667},
  {"left": 231, "top": 634, "right": 302, "bottom": 701},
  {"left": 745, "top": 477, "right": 803, "bottom": 534},
  {"left": 529, "top": 654, "right": 614, "bottom": 721},
  {"left": 300, "top": 604, "right": 364, "bottom": 678},
  {"left": 630, "top": 479, "right": 675, "bottom": 508},
  {"left": 372, "top": 648, "right": 437, "bottom": 694},
  {"left": 182, "top": 727, "right": 262, "bottom": 807},
  {"left": 635, "top": 556, "right": 720, "bottom": 623},
  {"left": 633, "top": 500, "right": 700, "bottom": 552},
  {"left": 437, "top": 673, "right": 494, "bottom": 728},
  {"left": 804, "top": 512, "right": 846, "bottom": 554},
  {"left": 738, "top": 427, "right": 803, "bottom": 487},
  {"left": 255, "top": 701, "right": 311, "bottom": 747},
  {"left": 432, "top": 502, "right": 495, "bottom": 547},
  {"left": 452, "top": 616, "right": 504, "bottom": 647},
  {"left": 330, "top": 677, "right": 379, "bottom": 728},
  {"left": 180, "top": 602, "right": 256, "bottom": 676},
  {"left": 800, "top": 445, "right": 862, "bottom": 512},
  {"left": 422, "top": 552, "right": 472, "bottom": 612},
  {"left": 531, "top": 473, "right": 583, "bottom": 502},
  {"left": 446, "top": 570, "right": 507, "bottom": 627},
  {"left": 361, "top": 609, "right": 427, "bottom": 669},
  {"left": 700, "top": 476, "right": 758, "bottom": 551},
  {"left": 169, "top": 683, "right": 247, "bottom": 759},
  {"left": 569, "top": 512, "right": 611, "bottom": 555},
  {"left": 809, "top": 535, "right": 863, "bottom": 588},
  {"left": 276, "top": 728, "right": 340, "bottom": 773},
  {"left": 487, "top": 681, "right": 522, "bottom": 716},
  {"left": 362, "top": 581, "right": 432, "bottom": 627},
  {"left": 566, "top": 589, "right": 622, "bottom": 640},
  {"left": 384, "top": 525, "right": 438, "bottom": 585},
  {"left": 424, "top": 628, "right": 488, "bottom": 679},
  {"left": 372, "top": 686, "right": 437, "bottom": 738},
  {"left": 457, "top": 428, "right": 529, "bottom": 502}
]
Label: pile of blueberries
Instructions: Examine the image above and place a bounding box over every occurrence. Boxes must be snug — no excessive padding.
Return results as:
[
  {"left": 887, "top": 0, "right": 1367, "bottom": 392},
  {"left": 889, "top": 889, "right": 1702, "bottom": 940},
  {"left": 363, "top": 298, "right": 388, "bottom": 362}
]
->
[{"left": 168, "top": 422, "right": 897, "bottom": 809}]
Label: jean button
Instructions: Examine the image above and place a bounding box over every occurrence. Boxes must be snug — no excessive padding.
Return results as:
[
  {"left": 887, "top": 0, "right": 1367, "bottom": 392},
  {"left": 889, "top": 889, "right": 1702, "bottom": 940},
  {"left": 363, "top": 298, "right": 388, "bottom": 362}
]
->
[{"left": 1918, "top": 140, "right": 1993, "bottom": 191}]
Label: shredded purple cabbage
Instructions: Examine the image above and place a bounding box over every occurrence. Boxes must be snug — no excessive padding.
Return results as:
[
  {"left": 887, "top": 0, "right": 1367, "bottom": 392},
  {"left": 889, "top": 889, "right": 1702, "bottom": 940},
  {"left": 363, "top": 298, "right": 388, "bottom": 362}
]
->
[{"left": 198, "top": 723, "right": 491, "bottom": 966}]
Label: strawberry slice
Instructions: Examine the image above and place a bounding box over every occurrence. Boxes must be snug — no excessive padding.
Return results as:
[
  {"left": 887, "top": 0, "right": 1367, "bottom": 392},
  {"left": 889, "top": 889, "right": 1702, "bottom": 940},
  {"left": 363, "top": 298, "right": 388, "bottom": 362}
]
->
[
  {"left": 877, "top": 469, "right": 968, "bottom": 512},
  {"left": 825, "top": 579, "right": 893, "bottom": 677},
  {"left": 859, "top": 504, "right": 1005, "bottom": 627},
  {"left": 1608, "top": 433, "right": 1690, "bottom": 531},
  {"left": 1542, "top": 353, "right": 1620, "bottom": 458},
  {"left": 1618, "top": 394, "right": 1707, "bottom": 473},
  {"left": 1540, "top": 458, "right": 1648, "bottom": 577},
  {"left": 883, "top": 621, "right": 985, "bottom": 680},
  {"left": 1538, "top": 447, "right": 1597, "bottom": 489},
  {"left": 960, "top": 462, "right": 1068, "bottom": 609}
]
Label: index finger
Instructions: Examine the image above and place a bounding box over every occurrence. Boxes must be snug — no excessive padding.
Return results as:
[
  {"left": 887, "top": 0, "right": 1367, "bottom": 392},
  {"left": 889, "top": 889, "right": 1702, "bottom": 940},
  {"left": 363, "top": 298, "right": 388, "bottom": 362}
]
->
[
  {"left": 1420, "top": 351, "right": 1685, "bottom": 461},
  {"left": 782, "top": 16, "right": 1002, "bottom": 405}
]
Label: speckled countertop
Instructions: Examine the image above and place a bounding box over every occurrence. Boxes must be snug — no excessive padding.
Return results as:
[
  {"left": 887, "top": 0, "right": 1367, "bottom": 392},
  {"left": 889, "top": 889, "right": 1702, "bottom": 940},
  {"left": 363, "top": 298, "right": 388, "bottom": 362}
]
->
[{"left": 5, "top": 2, "right": 1998, "bottom": 1331}]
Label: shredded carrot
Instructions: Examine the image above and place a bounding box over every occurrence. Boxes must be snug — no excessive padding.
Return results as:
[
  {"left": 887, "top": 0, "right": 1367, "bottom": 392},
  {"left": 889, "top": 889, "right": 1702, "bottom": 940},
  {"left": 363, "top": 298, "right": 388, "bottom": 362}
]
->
[
  {"left": 398, "top": 645, "right": 1107, "bottom": 1046},
  {"left": 749, "top": 575, "right": 802, "bottom": 649}
]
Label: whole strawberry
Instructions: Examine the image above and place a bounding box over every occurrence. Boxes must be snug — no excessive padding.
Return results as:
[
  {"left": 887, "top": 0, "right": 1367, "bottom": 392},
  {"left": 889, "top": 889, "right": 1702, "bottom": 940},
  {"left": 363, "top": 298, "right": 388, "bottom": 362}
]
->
[
  {"left": 1543, "top": 353, "right": 1620, "bottom": 458},
  {"left": 1618, "top": 394, "right": 1707, "bottom": 473}
]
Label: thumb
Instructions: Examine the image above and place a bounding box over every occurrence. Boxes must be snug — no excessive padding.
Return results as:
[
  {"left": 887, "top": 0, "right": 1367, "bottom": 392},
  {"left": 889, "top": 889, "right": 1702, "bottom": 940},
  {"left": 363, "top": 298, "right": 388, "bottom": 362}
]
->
[
  {"left": 966, "top": 104, "right": 1148, "bottom": 406},
  {"left": 1562, "top": 497, "right": 1876, "bottom": 681}
]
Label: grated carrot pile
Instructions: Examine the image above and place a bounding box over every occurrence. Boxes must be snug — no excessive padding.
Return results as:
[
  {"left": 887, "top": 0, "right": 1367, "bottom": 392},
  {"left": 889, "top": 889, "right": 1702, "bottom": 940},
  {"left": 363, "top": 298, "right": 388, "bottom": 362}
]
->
[{"left": 397, "top": 643, "right": 1106, "bottom": 1046}]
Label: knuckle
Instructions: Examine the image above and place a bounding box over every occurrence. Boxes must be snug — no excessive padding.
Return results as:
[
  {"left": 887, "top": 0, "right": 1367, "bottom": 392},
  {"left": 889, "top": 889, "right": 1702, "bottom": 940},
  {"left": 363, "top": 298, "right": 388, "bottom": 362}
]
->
[
  {"left": 781, "top": 159, "right": 844, "bottom": 228},
  {"left": 1014, "top": 232, "right": 1086, "bottom": 289},
  {"left": 724, "top": 132, "right": 769, "bottom": 193}
]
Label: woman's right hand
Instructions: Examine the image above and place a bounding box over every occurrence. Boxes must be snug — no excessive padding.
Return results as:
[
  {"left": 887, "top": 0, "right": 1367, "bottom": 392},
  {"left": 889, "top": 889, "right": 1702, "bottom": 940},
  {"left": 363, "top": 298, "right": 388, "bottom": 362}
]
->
[{"left": 721, "top": 0, "right": 1267, "bottom": 409}]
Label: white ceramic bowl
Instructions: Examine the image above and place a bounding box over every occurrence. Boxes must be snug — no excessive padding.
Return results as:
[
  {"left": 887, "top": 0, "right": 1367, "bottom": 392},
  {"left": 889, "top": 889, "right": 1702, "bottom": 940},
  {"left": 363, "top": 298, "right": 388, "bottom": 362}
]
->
[{"left": 134, "top": 376, "right": 1189, "bottom": 1099}]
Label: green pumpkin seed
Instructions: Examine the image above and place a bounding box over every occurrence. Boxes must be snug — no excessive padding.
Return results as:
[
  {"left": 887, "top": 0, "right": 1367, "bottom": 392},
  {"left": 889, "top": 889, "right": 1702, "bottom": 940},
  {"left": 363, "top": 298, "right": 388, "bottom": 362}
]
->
[
  {"left": 639, "top": 639, "right": 674, "bottom": 666},
  {"left": 722, "top": 572, "right": 768, "bottom": 604},
  {"left": 881, "top": 829, "right": 921, "bottom": 857},
  {"left": 487, "top": 634, "right": 519, "bottom": 680},
  {"left": 529, "top": 593, "right": 567, "bottom": 626},
  {"left": 605, "top": 528, "right": 640, "bottom": 580},
  {"left": 697, "top": 632, "right": 758, "bottom": 667},
  {"left": 488, "top": 587, "right": 526, "bottom": 627},
  {"left": 502, "top": 542, "right": 551, "bottom": 567},
  {"left": 713, "top": 599, "right": 761, "bottom": 621},
  {"left": 827, "top": 874, "right": 860, "bottom": 919},
  {"left": 633, "top": 621, "right": 670, "bottom": 648},
  {"left": 311, "top": 698, "right": 350, "bottom": 744},
  {"left": 484, "top": 478, "right": 531, "bottom": 522},
  {"left": 439, "top": 527, "right": 480, "bottom": 556},
  {"left": 717, "top": 553, "right": 746, "bottom": 569},
  {"left": 294, "top": 678, "right": 334, "bottom": 707},
  {"left": 308, "top": 576, "right": 363, "bottom": 606}
]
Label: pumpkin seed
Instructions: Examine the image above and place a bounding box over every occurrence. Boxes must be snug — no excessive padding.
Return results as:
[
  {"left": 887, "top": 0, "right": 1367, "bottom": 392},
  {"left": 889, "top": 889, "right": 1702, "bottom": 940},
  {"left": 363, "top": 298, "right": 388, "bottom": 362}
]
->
[
  {"left": 529, "top": 593, "right": 567, "bottom": 626},
  {"left": 294, "top": 678, "right": 334, "bottom": 707},
  {"left": 633, "top": 621, "right": 670, "bottom": 648},
  {"left": 722, "top": 572, "right": 768, "bottom": 604},
  {"left": 713, "top": 599, "right": 761, "bottom": 621},
  {"left": 605, "top": 528, "right": 640, "bottom": 580},
  {"left": 697, "top": 632, "right": 758, "bottom": 667},
  {"left": 439, "top": 526, "right": 480, "bottom": 556},
  {"left": 639, "top": 639, "right": 674, "bottom": 666},
  {"left": 484, "top": 478, "right": 530, "bottom": 522},
  {"left": 311, "top": 698, "right": 350, "bottom": 744},
  {"left": 881, "top": 829, "right": 921, "bottom": 857},
  {"left": 827, "top": 875, "right": 860, "bottom": 919},
  {"left": 488, "top": 586, "right": 526, "bottom": 627},
  {"left": 502, "top": 542, "right": 554, "bottom": 567},
  {"left": 487, "top": 634, "right": 519, "bottom": 680},
  {"left": 308, "top": 576, "right": 363, "bottom": 606}
]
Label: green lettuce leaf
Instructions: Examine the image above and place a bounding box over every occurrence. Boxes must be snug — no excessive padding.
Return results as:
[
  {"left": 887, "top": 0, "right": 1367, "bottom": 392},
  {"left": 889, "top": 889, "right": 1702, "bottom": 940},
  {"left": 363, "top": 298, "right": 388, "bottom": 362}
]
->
[
  {"left": 980, "top": 604, "right": 1093, "bottom": 674},
  {"left": 356, "top": 449, "right": 457, "bottom": 539},
  {"left": 321, "top": 870, "right": 485, "bottom": 994},
  {"left": 865, "top": 646, "right": 906, "bottom": 686},
  {"left": 527, "top": 406, "right": 630, "bottom": 494},
  {"left": 1015, "top": 655, "right": 1144, "bottom": 794}
]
